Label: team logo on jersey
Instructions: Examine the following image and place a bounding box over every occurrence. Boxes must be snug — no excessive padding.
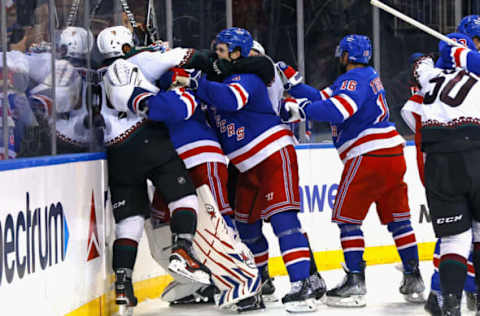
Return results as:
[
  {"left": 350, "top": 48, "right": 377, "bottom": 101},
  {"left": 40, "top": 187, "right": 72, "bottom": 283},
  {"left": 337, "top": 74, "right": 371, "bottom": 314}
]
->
[{"left": 205, "top": 204, "right": 216, "bottom": 219}]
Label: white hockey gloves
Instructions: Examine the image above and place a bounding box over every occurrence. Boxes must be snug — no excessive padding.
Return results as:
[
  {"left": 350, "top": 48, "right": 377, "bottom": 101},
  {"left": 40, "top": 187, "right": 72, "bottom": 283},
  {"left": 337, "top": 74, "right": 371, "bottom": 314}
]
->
[
  {"left": 277, "top": 61, "right": 303, "bottom": 90},
  {"left": 280, "top": 97, "right": 309, "bottom": 123},
  {"left": 104, "top": 58, "right": 159, "bottom": 114}
]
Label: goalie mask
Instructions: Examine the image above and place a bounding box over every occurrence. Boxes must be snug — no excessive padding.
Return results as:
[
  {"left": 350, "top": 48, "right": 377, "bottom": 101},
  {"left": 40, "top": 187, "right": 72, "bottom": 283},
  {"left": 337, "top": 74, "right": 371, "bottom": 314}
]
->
[
  {"left": 97, "top": 26, "right": 134, "bottom": 59},
  {"left": 58, "top": 27, "right": 94, "bottom": 59}
]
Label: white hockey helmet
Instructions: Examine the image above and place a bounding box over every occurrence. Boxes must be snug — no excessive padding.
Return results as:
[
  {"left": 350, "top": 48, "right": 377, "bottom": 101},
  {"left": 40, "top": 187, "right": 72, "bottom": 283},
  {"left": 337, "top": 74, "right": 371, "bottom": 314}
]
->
[
  {"left": 58, "top": 27, "right": 94, "bottom": 59},
  {"left": 251, "top": 40, "right": 265, "bottom": 55},
  {"left": 97, "top": 26, "right": 134, "bottom": 59}
]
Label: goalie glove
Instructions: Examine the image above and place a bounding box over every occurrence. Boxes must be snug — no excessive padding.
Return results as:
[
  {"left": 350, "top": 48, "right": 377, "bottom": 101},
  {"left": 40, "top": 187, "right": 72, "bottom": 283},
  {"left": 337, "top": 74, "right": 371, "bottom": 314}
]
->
[
  {"left": 279, "top": 97, "right": 308, "bottom": 123},
  {"left": 104, "top": 58, "right": 159, "bottom": 115},
  {"left": 277, "top": 61, "right": 303, "bottom": 90}
]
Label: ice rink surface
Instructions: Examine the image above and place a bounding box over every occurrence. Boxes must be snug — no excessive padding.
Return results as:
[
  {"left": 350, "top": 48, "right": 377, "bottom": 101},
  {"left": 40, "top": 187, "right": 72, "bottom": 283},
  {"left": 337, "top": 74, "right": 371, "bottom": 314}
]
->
[{"left": 134, "top": 261, "right": 474, "bottom": 316}]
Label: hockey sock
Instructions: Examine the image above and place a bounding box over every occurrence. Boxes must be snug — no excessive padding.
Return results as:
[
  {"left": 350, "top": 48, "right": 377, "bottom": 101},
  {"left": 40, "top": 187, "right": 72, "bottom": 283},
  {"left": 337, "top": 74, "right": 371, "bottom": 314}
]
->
[
  {"left": 170, "top": 208, "right": 197, "bottom": 240},
  {"left": 303, "top": 232, "right": 318, "bottom": 275},
  {"left": 270, "top": 211, "right": 310, "bottom": 282},
  {"left": 388, "top": 220, "right": 419, "bottom": 273},
  {"left": 113, "top": 238, "right": 138, "bottom": 270},
  {"left": 473, "top": 242, "right": 480, "bottom": 291},
  {"left": 339, "top": 224, "right": 365, "bottom": 273},
  {"left": 439, "top": 253, "right": 467, "bottom": 297},
  {"left": 465, "top": 251, "right": 477, "bottom": 293},
  {"left": 431, "top": 239, "right": 441, "bottom": 293},
  {"left": 236, "top": 220, "right": 269, "bottom": 276}
]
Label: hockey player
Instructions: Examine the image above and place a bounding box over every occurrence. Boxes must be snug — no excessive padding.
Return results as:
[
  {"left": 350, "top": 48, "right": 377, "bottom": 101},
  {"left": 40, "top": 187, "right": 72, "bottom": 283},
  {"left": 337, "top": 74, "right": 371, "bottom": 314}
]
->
[
  {"left": 97, "top": 26, "right": 262, "bottom": 313},
  {"left": 404, "top": 41, "right": 480, "bottom": 314},
  {"left": 192, "top": 27, "right": 320, "bottom": 313},
  {"left": 280, "top": 34, "right": 425, "bottom": 307}
]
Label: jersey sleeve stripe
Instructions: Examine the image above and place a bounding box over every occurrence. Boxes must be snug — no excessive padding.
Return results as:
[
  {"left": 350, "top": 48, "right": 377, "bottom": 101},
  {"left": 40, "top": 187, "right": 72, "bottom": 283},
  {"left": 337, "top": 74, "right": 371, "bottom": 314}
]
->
[
  {"left": 228, "top": 83, "right": 249, "bottom": 110},
  {"left": 331, "top": 94, "right": 358, "bottom": 119},
  {"left": 452, "top": 47, "right": 468, "bottom": 68},
  {"left": 410, "top": 94, "right": 424, "bottom": 104},
  {"left": 181, "top": 89, "right": 196, "bottom": 119},
  {"left": 320, "top": 87, "right": 333, "bottom": 100},
  {"left": 133, "top": 92, "right": 154, "bottom": 113}
]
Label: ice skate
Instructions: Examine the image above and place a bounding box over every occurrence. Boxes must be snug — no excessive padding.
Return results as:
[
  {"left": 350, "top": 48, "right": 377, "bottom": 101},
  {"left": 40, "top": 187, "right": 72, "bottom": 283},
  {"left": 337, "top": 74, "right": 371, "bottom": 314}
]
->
[
  {"left": 465, "top": 291, "right": 477, "bottom": 311},
  {"left": 281, "top": 278, "right": 317, "bottom": 313},
  {"left": 260, "top": 268, "right": 278, "bottom": 302},
  {"left": 326, "top": 264, "right": 366, "bottom": 307},
  {"left": 168, "top": 236, "right": 211, "bottom": 285},
  {"left": 232, "top": 292, "right": 265, "bottom": 313},
  {"left": 442, "top": 293, "right": 461, "bottom": 316},
  {"left": 309, "top": 272, "right": 327, "bottom": 301},
  {"left": 399, "top": 261, "right": 425, "bottom": 303},
  {"left": 114, "top": 268, "right": 137, "bottom": 316},
  {"left": 424, "top": 291, "right": 442, "bottom": 316},
  {"left": 170, "top": 284, "right": 218, "bottom": 305}
]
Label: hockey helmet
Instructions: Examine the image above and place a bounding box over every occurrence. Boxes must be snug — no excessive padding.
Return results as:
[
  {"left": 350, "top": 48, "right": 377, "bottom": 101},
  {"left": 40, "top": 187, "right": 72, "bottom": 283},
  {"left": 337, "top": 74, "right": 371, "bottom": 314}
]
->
[
  {"left": 251, "top": 40, "right": 265, "bottom": 55},
  {"left": 336, "top": 34, "right": 372, "bottom": 64},
  {"left": 215, "top": 27, "right": 253, "bottom": 57},
  {"left": 58, "top": 27, "right": 94, "bottom": 59},
  {"left": 458, "top": 15, "right": 480, "bottom": 40},
  {"left": 97, "top": 26, "right": 134, "bottom": 59}
]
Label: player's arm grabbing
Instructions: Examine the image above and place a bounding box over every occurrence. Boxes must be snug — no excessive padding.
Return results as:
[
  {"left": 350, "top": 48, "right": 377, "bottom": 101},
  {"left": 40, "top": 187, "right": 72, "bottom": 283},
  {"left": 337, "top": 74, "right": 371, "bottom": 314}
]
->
[
  {"left": 104, "top": 59, "right": 199, "bottom": 123},
  {"left": 195, "top": 73, "right": 260, "bottom": 112}
]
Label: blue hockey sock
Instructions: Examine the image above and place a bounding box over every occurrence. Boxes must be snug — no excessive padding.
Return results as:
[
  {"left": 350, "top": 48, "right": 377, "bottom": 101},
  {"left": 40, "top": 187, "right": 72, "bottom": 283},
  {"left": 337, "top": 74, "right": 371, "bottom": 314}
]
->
[
  {"left": 339, "top": 224, "right": 365, "bottom": 272},
  {"left": 388, "top": 220, "right": 419, "bottom": 272},
  {"left": 270, "top": 211, "right": 310, "bottom": 282}
]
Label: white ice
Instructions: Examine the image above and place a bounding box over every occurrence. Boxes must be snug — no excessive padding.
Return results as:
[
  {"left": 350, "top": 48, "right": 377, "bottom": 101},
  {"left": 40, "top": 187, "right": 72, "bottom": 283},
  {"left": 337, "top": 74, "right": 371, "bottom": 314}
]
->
[{"left": 134, "top": 261, "right": 473, "bottom": 316}]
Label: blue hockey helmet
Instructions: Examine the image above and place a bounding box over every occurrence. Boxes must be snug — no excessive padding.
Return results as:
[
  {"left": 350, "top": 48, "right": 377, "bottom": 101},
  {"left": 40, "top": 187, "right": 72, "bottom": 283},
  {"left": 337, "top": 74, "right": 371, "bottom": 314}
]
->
[
  {"left": 458, "top": 15, "right": 480, "bottom": 39},
  {"left": 336, "top": 34, "right": 372, "bottom": 64},
  {"left": 215, "top": 27, "right": 253, "bottom": 57}
]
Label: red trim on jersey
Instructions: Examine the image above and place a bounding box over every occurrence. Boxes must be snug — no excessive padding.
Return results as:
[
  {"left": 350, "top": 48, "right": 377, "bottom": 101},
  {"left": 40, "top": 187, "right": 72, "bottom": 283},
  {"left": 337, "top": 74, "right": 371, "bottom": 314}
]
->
[
  {"left": 230, "top": 129, "right": 293, "bottom": 165},
  {"left": 320, "top": 89, "right": 330, "bottom": 100},
  {"left": 339, "top": 130, "right": 400, "bottom": 161},
  {"left": 182, "top": 91, "right": 196, "bottom": 115},
  {"left": 229, "top": 83, "right": 247, "bottom": 106},
  {"left": 179, "top": 145, "right": 224, "bottom": 160},
  {"left": 333, "top": 95, "right": 355, "bottom": 116},
  {"left": 410, "top": 94, "right": 424, "bottom": 104},
  {"left": 413, "top": 113, "right": 425, "bottom": 186},
  {"left": 454, "top": 47, "right": 467, "bottom": 67}
]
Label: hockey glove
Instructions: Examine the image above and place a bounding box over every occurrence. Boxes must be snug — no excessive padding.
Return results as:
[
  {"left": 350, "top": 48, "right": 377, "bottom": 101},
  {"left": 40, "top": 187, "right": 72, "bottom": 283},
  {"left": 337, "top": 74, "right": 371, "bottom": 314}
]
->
[
  {"left": 170, "top": 68, "right": 201, "bottom": 90},
  {"left": 104, "top": 59, "right": 159, "bottom": 115},
  {"left": 277, "top": 61, "right": 303, "bottom": 90},
  {"left": 280, "top": 97, "right": 308, "bottom": 123}
]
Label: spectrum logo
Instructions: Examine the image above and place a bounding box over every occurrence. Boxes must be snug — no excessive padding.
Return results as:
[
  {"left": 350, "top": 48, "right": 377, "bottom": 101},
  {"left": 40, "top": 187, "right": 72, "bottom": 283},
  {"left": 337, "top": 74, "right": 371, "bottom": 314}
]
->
[{"left": 0, "top": 193, "right": 69, "bottom": 286}]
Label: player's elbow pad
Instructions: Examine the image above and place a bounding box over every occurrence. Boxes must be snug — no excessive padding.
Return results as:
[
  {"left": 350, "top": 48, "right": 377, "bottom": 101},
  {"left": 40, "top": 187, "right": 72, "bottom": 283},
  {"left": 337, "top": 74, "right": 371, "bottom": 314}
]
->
[
  {"left": 196, "top": 78, "right": 240, "bottom": 112},
  {"left": 146, "top": 94, "right": 189, "bottom": 123}
]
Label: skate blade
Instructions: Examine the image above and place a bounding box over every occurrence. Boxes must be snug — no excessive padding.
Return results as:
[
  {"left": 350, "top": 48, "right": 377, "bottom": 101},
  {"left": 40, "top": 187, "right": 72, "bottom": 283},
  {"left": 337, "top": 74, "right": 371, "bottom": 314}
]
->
[
  {"left": 326, "top": 295, "right": 366, "bottom": 307},
  {"left": 114, "top": 305, "right": 134, "bottom": 316},
  {"left": 284, "top": 298, "right": 317, "bottom": 313},
  {"left": 262, "top": 293, "right": 279, "bottom": 302},
  {"left": 168, "top": 260, "right": 211, "bottom": 285},
  {"left": 404, "top": 292, "right": 426, "bottom": 304}
]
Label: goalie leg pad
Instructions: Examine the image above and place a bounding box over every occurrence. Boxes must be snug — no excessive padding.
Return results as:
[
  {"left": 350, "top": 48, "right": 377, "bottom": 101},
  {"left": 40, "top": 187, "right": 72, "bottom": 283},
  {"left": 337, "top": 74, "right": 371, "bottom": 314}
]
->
[
  {"left": 270, "top": 211, "right": 310, "bottom": 282},
  {"left": 193, "top": 185, "right": 261, "bottom": 309},
  {"left": 236, "top": 220, "right": 270, "bottom": 273}
]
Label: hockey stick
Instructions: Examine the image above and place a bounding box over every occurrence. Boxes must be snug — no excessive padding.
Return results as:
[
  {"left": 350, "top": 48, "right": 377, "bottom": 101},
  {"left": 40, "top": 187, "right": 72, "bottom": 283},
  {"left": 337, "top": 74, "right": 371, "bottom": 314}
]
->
[
  {"left": 370, "top": 0, "right": 463, "bottom": 49},
  {"left": 65, "top": 0, "right": 81, "bottom": 27},
  {"left": 118, "top": 0, "right": 137, "bottom": 28},
  {"left": 146, "top": 0, "right": 160, "bottom": 44}
]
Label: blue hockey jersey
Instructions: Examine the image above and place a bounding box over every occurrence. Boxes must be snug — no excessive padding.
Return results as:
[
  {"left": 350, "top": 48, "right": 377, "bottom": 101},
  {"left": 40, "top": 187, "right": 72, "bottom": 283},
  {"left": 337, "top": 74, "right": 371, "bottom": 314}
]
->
[
  {"left": 290, "top": 66, "right": 404, "bottom": 162},
  {"left": 196, "top": 73, "right": 294, "bottom": 172},
  {"left": 166, "top": 106, "right": 227, "bottom": 169}
]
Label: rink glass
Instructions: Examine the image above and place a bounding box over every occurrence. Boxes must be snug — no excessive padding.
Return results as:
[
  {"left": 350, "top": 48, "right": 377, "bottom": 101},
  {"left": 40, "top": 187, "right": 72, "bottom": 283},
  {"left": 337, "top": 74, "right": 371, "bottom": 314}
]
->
[{"left": 0, "top": 0, "right": 476, "bottom": 159}]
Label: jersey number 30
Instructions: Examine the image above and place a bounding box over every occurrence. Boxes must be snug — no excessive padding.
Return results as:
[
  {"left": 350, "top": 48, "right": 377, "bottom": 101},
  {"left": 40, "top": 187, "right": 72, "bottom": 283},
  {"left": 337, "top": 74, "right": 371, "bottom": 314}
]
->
[{"left": 423, "top": 70, "right": 478, "bottom": 107}]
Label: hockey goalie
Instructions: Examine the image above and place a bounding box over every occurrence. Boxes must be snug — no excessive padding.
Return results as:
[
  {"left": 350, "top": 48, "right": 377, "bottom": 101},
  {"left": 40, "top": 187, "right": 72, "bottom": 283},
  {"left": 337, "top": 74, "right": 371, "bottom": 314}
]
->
[{"left": 145, "top": 185, "right": 262, "bottom": 312}]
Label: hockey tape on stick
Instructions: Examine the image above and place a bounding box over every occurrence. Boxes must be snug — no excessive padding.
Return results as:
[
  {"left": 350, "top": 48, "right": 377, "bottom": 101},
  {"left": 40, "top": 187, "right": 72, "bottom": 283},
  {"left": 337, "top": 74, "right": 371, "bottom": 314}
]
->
[
  {"left": 118, "top": 0, "right": 137, "bottom": 28},
  {"left": 370, "top": 0, "right": 463, "bottom": 49},
  {"left": 65, "top": 0, "right": 81, "bottom": 27}
]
